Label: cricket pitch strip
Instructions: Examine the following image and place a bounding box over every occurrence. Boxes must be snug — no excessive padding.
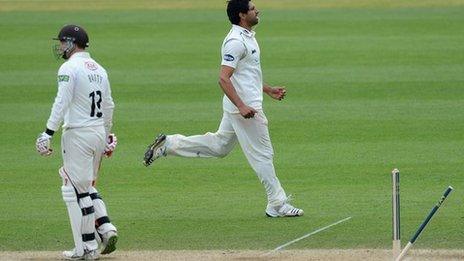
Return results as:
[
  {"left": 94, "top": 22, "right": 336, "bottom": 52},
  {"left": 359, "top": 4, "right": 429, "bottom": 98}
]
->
[{"left": 1, "top": 249, "right": 463, "bottom": 260}]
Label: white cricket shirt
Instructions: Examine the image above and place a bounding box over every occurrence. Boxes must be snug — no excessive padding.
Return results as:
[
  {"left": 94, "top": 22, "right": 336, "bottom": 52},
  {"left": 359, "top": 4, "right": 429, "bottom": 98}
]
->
[
  {"left": 46, "top": 52, "right": 114, "bottom": 133},
  {"left": 221, "top": 25, "right": 263, "bottom": 113}
]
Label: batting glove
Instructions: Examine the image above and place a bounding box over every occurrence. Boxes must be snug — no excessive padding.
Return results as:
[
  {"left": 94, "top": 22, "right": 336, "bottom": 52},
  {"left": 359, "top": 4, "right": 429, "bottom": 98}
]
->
[
  {"left": 36, "top": 132, "right": 53, "bottom": 156},
  {"left": 104, "top": 133, "right": 117, "bottom": 157}
]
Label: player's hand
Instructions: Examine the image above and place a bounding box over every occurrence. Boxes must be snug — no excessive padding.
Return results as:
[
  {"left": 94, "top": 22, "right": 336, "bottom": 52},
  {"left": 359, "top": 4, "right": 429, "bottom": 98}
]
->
[
  {"left": 104, "top": 133, "right": 117, "bottom": 157},
  {"left": 36, "top": 132, "right": 53, "bottom": 156},
  {"left": 267, "top": 86, "right": 287, "bottom": 100},
  {"left": 238, "top": 105, "right": 257, "bottom": 119}
]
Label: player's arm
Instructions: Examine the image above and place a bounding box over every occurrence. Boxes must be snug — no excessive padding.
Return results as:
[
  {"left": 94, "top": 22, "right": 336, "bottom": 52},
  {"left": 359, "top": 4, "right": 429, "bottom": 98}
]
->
[
  {"left": 46, "top": 64, "right": 75, "bottom": 133},
  {"left": 219, "top": 39, "right": 257, "bottom": 118},
  {"left": 218, "top": 66, "right": 256, "bottom": 118},
  {"left": 263, "top": 83, "right": 286, "bottom": 101},
  {"left": 101, "top": 77, "right": 117, "bottom": 157},
  {"left": 101, "top": 77, "right": 115, "bottom": 136},
  {"left": 36, "top": 65, "right": 75, "bottom": 156}
]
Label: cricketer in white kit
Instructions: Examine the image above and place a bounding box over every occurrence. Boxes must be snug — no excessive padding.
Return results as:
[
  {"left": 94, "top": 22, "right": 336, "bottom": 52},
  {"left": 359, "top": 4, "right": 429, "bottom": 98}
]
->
[
  {"left": 143, "top": 0, "right": 303, "bottom": 218},
  {"left": 35, "top": 25, "right": 118, "bottom": 259}
]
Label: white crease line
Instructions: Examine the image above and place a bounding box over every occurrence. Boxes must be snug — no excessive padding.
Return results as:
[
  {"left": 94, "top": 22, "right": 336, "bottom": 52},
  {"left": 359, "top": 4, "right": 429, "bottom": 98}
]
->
[{"left": 270, "top": 216, "right": 352, "bottom": 253}]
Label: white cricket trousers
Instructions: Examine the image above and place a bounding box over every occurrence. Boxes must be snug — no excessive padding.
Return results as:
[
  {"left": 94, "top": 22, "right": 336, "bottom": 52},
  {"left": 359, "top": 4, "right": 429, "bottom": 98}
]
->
[
  {"left": 60, "top": 125, "right": 106, "bottom": 252},
  {"left": 165, "top": 110, "right": 287, "bottom": 207},
  {"left": 61, "top": 126, "right": 106, "bottom": 193}
]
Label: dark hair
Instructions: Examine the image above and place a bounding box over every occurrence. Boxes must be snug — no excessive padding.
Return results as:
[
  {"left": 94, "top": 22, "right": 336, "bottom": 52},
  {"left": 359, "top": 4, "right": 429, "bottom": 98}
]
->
[{"left": 227, "top": 0, "right": 250, "bottom": 25}]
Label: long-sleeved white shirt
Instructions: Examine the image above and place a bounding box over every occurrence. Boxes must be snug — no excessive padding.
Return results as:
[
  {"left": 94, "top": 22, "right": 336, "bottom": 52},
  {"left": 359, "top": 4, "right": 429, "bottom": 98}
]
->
[{"left": 47, "top": 52, "right": 114, "bottom": 133}]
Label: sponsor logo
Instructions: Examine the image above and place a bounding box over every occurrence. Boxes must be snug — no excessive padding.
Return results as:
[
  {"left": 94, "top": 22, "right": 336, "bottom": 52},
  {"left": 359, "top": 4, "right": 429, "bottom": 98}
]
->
[
  {"left": 57, "top": 75, "right": 70, "bottom": 82},
  {"left": 85, "top": 61, "right": 98, "bottom": 71},
  {"left": 223, "top": 54, "right": 235, "bottom": 62}
]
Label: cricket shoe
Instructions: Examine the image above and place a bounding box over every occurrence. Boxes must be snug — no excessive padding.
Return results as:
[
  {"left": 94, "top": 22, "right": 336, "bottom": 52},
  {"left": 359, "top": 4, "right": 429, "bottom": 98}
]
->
[
  {"left": 100, "top": 230, "right": 118, "bottom": 255},
  {"left": 62, "top": 248, "right": 99, "bottom": 260},
  {"left": 143, "top": 134, "right": 167, "bottom": 166},
  {"left": 265, "top": 197, "right": 304, "bottom": 217}
]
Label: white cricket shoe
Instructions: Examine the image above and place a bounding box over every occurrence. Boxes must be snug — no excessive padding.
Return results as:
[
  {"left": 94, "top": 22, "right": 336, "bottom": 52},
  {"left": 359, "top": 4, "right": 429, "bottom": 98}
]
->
[
  {"left": 100, "top": 230, "right": 118, "bottom": 255},
  {"left": 62, "top": 248, "right": 99, "bottom": 260},
  {"left": 266, "top": 197, "right": 304, "bottom": 218},
  {"left": 143, "top": 134, "right": 167, "bottom": 166},
  {"left": 266, "top": 203, "right": 304, "bottom": 217}
]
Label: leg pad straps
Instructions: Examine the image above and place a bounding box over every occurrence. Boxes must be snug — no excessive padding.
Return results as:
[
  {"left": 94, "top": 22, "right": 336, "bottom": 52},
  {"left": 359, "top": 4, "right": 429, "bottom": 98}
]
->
[{"left": 82, "top": 233, "right": 96, "bottom": 242}]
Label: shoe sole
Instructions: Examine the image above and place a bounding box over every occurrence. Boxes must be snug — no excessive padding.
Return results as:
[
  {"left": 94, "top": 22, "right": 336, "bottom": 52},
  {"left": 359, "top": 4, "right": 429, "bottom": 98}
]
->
[
  {"left": 101, "top": 234, "right": 118, "bottom": 255},
  {"left": 265, "top": 211, "right": 304, "bottom": 218},
  {"left": 143, "top": 134, "right": 166, "bottom": 166},
  {"left": 266, "top": 212, "right": 277, "bottom": 218}
]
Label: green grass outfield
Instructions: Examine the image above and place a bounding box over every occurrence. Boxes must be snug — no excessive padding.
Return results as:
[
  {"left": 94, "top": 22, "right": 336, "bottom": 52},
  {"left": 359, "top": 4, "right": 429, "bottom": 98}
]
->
[{"left": 0, "top": 0, "right": 463, "bottom": 251}]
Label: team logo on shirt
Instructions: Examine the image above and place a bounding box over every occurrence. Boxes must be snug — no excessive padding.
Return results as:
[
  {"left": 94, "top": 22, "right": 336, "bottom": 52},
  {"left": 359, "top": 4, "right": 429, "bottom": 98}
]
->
[
  {"left": 85, "top": 61, "right": 98, "bottom": 71},
  {"left": 223, "top": 54, "right": 235, "bottom": 62},
  {"left": 57, "top": 75, "right": 70, "bottom": 82}
]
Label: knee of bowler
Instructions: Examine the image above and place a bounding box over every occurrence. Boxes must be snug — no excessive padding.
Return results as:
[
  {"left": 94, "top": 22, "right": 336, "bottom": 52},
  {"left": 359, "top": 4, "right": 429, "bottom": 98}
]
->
[
  {"left": 215, "top": 134, "right": 235, "bottom": 157},
  {"left": 215, "top": 147, "right": 230, "bottom": 158},
  {"left": 215, "top": 143, "right": 233, "bottom": 158}
]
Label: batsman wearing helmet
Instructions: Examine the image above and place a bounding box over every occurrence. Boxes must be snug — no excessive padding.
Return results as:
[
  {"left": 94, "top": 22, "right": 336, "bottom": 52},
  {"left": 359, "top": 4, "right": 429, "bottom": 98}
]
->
[
  {"left": 36, "top": 25, "right": 118, "bottom": 259},
  {"left": 143, "top": 0, "right": 303, "bottom": 218}
]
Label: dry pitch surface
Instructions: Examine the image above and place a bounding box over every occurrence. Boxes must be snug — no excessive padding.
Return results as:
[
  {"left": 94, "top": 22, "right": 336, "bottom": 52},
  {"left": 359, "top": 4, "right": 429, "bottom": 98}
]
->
[
  {"left": 1, "top": 250, "right": 463, "bottom": 261},
  {"left": 1, "top": 1, "right": 463, "bottom": 259}
]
